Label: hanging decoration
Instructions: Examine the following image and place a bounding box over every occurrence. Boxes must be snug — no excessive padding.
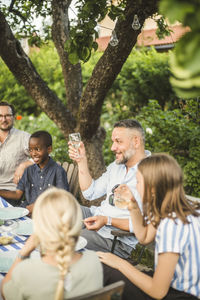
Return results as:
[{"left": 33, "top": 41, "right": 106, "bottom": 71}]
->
[
  {"left": 132, "top": 14, "right": 141, "bottom": 30},
  {"left": 109, "top": 30, "right": 119, "bottom": 47}
]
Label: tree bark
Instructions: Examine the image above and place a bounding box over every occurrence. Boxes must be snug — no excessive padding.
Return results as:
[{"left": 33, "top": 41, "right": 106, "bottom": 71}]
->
[{"left": 51, "top": 0, "right": 82, "bottom": 117}]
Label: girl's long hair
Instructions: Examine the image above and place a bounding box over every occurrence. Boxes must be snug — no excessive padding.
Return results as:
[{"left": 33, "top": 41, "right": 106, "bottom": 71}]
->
[
  {"left": 32, "top": 187, "right": 82, "bottom": 300},
  {"left": 138, "top": 153, "right": 200, "bottom": 228}
]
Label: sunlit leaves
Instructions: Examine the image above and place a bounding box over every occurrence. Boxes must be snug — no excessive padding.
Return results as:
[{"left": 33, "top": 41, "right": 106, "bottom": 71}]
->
[
  {"left": 66, "top": 0, "right": 126, "bottom": 64},
  {"left": 1, "top": 0, "right": 52, "bottom": 45},
  {"left": 160, "top": 0, "right": 200, "bottom": 98},
  {"left": 155, "top": 15, "right": 173, "bottom": 39}
]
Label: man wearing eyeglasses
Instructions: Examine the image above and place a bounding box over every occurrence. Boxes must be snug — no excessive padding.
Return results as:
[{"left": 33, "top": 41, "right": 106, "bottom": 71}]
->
[
  {"left": 69, "top": 119, "right": 150, "bottom": 259},
  {"left": 0, "top": 101, "right": 33, "bottom": 205}
]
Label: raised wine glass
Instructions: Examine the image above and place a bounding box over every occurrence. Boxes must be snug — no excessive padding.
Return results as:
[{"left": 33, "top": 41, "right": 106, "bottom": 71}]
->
[{"left": 69, "top": 132, "right": 81, "bottom": 157}]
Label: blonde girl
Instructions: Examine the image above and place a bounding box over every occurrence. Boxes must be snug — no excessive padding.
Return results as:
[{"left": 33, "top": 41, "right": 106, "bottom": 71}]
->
[
  {"left": 98, "top": 154, "right": 200, "bottom": 300},
  {"left": 2, "top": 188, "right": 103, "bottom": 300}
]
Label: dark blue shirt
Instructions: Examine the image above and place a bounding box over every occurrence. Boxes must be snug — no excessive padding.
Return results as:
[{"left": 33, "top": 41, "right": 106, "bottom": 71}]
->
[{"left": 17, "top": 157, "right": 69, "bottom": 207}]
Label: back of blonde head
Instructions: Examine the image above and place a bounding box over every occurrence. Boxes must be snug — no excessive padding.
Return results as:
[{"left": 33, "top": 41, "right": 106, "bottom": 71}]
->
[{"left": 32, "top": 187, "right": 82, "bottom": 300}]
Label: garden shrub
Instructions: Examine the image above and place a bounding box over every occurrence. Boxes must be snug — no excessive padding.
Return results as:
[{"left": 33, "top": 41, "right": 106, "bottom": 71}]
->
[{"left": 101, "top": 47, "right": 178, "bottom": 118}]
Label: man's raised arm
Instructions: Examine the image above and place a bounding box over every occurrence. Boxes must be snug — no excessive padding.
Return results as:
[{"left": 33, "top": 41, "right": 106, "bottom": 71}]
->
[{"left": 68, "top": 141, "right": 92, "bottom": 191}]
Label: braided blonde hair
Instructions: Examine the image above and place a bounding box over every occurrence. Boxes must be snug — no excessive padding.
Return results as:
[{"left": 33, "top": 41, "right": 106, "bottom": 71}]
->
[{"left": 32, "top": 187, "right": 82, "bottom": 300}]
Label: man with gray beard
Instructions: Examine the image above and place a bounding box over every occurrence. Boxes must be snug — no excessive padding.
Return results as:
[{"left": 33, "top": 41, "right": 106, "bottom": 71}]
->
[{"left": 68, "top": 119, "right": 150, "bottom": 259}]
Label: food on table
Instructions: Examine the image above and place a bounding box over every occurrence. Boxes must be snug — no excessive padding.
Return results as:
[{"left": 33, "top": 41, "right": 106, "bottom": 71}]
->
[{"left": 0, "top": 235, "right": 13, "bottom": 245}]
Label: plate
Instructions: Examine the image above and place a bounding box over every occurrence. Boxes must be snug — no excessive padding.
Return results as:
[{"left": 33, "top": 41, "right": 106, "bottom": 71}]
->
[
  {"left": 75, "top": 236, "right": 87, "bottom": 251},
  {"left": 14, "top": 220, "right": 33, "bottom": 236},
  {"left": 0, "top": 207, "right": 29, "bottom": 220}
]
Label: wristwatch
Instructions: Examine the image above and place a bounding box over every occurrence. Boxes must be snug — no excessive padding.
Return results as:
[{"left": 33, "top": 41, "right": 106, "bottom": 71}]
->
[{"left": 106, "top": 216, "right": 112, "bottom": 226}]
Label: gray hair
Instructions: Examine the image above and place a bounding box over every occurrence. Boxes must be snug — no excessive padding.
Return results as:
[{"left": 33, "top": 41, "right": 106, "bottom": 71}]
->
[{"left": 114, "top": 119, "right": 145, "bottom": 144}]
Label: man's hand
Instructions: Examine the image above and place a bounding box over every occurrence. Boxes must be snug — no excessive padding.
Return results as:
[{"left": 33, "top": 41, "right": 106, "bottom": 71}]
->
[
  {"left": 13, "top": 160, "right": 33, "bottom": 184},
  {"left": 68, "top": 140, "right": 93, "bottom": 191},
  {"left": 84, "top": 215, "right": 107, "bottom": 231},
  {"left": 13, "top": 164, "right": 25, "bottom": 184},
  {"left": 68, "top": 141, "right": 86, "bottom": 163}
]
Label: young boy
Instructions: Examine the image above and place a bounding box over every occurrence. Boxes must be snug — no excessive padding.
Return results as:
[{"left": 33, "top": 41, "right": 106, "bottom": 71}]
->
[{"left": 0, "top": 131, "right": 69, "bottom": 213}]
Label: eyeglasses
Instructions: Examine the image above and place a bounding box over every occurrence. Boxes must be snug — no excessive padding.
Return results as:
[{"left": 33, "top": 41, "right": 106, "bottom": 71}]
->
[
  {"left": 109, "top": 184, "right": 120, "bottom": 206},
  {"left": 0, "top": 114, "right": 13, "bottom": 120}
]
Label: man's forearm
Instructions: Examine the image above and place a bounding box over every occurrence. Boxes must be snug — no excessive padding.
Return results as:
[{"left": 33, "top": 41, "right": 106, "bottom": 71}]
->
[
  {"left": 109, "top": 217, "right": 130, "bottom": 231},
  {"left": 13, "top": 160, "right": 34, "bottom": 184},
  {"left": 78, "top": 157, "right": 93, "bottom": 191},
  {"left": 0, "top": 190, "right": 22, "bottom": 200},
  {"left": 19, "top": 160, "right": 33, "bottom": 169}
]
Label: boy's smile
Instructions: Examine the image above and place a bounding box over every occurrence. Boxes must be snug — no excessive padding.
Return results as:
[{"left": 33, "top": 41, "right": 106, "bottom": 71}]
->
[{"left": 29, "top": 137, "right": 52, "bottom": 169}]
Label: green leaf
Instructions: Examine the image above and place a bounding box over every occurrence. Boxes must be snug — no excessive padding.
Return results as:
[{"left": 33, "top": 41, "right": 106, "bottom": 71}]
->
[
  {"left": 92, "top": 41, "right": 98, "bottom": 51},
  {"left": 68, "top": 52, "right": 79, "bottom": 65},
  {"left": 64, "top": 39, "right": 72, "bottom": 53},
  {"left": 159, "top": 0, "right": 194, "bottom": 24},
  {"left": 80, "top": 47, "right": 91, "bottom": 62}
]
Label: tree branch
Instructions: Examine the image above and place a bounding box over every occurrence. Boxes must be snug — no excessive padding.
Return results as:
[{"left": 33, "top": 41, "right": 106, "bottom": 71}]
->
[
  {"left": 52, "top": 0, "right": 82, "bottom": 118},
  {"left": 0, "top": 10, "right": 76, "bottom": 136},
  {"left": 9, "top": 0, "right": 27, "bottom": 23}
]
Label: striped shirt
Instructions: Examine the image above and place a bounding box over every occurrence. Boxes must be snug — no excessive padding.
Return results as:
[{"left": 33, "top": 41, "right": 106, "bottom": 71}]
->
[{"left": 155, "top": 213, "right": 200, "bottom": 298}]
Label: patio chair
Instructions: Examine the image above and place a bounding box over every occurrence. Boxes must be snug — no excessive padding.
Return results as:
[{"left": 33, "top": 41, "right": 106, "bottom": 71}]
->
[{"left": 61, "top": 162, "right": 79, "bottom": 198}]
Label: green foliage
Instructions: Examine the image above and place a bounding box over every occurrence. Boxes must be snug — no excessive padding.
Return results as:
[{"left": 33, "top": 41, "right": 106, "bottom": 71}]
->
[
  {"left": 0, "top": 0, "right": 51, "bottom": 44},
  {"left": 154, "top": 15, "right": 173, "bottom": 39},
  {"left": 0, "top": 58, "right": 40, "bottom": 115},
  {"left": 101, "top": 100, "right": 200, "bottom": 197},
  {"left": 0, "top": 0, "right": 125, "bottom": 63},
  {"left": 0, "top": 43, "right": 65, "bottom": 115},
  {"left": 82, "top": 51, "right": 103, "bottom": 84},
  {"left": 30, "top": 43, "right": 66, "bottom": 103},
  {"left": 159, "top": 0, "right": 200, "bottom": 98},
  {"left": 1, "top": 0, "right": 173, "bottom": 66},
  {"left": 15, "top": 113, "right": 70, "bottom": 164},
  {"left": 100, "top": 48, "right": 178, "bottom": 117},
  {"left": 169, "top": 32, "right": 200, "bottom": 98},
  {"left": 65, "top": 0, "right": 126, "bottom": 64},
  {"left": 131, "top": 244, "right": 154, "bottom": 269}
]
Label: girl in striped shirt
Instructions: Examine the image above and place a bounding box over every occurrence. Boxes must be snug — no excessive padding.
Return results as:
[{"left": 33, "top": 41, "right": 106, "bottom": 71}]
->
[{"left": 98, "top": 153, "right": 200, "bottom": 299}]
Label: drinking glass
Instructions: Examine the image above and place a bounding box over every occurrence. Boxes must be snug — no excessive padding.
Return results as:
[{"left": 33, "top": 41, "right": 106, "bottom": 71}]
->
[
  {"left": 114, "top": 193, "right": 130, "bottom": 210},
  {"left": 69, "top": 132, "right": 81, "bottom": 157}
]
